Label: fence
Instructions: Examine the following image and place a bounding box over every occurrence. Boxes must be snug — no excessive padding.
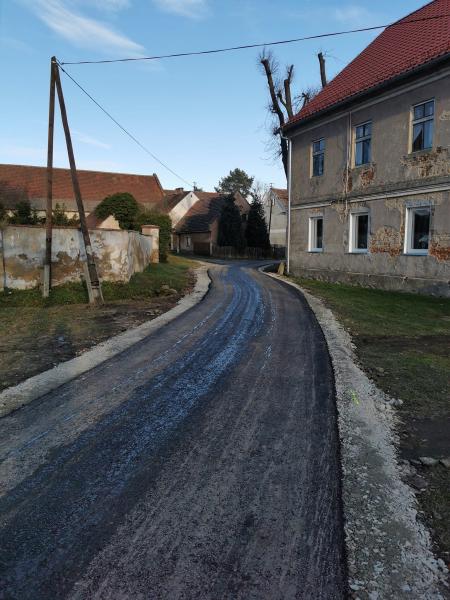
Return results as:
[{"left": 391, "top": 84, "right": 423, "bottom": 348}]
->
[{"left": 211, "top": 245, "right": 285, "bottom": 260}]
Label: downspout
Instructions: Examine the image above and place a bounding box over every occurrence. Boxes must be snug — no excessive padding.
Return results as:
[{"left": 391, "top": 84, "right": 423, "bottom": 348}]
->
[{"left": 281, "top": 133, "right": 292, "bottom": 274}]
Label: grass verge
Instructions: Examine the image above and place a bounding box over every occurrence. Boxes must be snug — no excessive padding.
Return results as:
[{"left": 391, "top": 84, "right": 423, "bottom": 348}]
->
[
  {"left": 0, "top": 255, "right": 199, "bottom": 392},
  {"left": 291, "top": 277, "right": 450, "bottom": 564}
]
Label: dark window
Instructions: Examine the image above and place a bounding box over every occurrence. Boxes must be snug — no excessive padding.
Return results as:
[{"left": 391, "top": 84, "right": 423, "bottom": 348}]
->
[
  {"left": 355, "top": 122, "right": 371, "bottom": 166},
  {"left": 316, "top": 218, "right": 323, "bottom": 248},
  {"left": 412, "top": 209, "right": 430, "bottom": 250},
  {"left": 356, "top": 214, "right": 369, "bottom": 250},
  {"left": 412, "top": 101, "right": 434, "bottom": 152},
  {"left": 312, "top": 139, "right": 325, "bottom": 176}
]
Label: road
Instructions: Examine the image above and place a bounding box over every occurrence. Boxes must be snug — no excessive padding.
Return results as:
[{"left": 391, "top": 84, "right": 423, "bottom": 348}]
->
[{"left": 0, "top": 262, "right": 346, "bottom": 600}]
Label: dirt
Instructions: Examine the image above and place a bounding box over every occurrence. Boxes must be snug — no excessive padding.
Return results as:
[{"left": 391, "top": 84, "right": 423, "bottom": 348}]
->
[{"left": 0, "top": 295, "right": 184, "bottom": 393}]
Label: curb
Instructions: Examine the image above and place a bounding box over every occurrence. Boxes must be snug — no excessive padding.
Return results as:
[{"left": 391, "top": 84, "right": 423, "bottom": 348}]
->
[
  {"left": 0, "top": 266, "right": 211, "bottom": 419},
  {"left": 262, "top": 270, "right": 448, "bottom": 598}
]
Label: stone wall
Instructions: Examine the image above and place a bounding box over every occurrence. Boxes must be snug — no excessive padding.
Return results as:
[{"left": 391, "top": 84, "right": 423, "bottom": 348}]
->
[{"left": 0, "top": 225, "right": 158, "bottom": 291}]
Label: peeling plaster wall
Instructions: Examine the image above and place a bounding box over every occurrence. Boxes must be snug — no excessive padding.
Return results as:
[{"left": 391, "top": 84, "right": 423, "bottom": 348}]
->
[
  {"left": 0, "top": 225, "right": 156, "bottom": 291},
  {"left": 288, "top": 65, "right": 450, "bottom": 296},
  {"left": 290, "top": 192, "right": 450, "bottom": 296}
]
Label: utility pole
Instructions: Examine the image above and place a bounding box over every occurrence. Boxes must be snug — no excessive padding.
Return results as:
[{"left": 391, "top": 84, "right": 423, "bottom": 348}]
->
[
  {"left": 53, "top": 60, "right": 103, "bottom": 304},
  {"left": 43, "top": 57, "right": 57, "bottom": 298}
]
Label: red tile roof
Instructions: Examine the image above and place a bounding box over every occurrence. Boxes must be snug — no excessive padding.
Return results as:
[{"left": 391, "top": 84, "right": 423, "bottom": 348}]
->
[
  {"left": 287, "top": 0, "right": 450, "bottom": 127},
  {"left": 272, "top": 188, "right": 288, "bottom": 207},
  {"left": 0, "top": 164, "right": 165, "bottom": 211}
]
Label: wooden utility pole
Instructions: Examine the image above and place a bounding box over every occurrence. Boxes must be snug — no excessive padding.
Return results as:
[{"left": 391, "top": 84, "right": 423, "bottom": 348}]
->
[
  {"left": 53, "top": 61, "right": 103, "bottom": 304},
  {"left": 43, "top": 57, "right": 57, "bottom": 297}
]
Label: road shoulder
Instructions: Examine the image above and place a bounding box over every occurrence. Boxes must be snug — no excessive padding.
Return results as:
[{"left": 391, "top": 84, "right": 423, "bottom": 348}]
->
[
  {"left": 263, "top": 271, "right": 448, "bottom": 599},
  {"left": 0, "top": 266, "right": 210, "bottom": 419}
]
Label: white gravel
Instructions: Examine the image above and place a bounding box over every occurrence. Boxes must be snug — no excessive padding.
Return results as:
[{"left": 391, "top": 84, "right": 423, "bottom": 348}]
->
[{"left": 265, "top": 272, "right": 449, "bottom": 600}]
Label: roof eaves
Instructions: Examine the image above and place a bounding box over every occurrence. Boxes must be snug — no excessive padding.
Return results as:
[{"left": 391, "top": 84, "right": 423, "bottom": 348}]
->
[{"left": 284, "top": 52, "right": 450, "bottom": 134}]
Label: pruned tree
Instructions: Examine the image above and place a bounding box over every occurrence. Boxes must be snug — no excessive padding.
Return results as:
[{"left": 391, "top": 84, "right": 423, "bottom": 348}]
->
[{"left": 259, "top": 51, "right": 327, "bottom": 178}]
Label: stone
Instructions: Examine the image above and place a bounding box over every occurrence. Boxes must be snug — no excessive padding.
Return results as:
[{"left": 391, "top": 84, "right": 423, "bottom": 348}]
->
[
  {"left": 408, "top": 475, "right": 428, "bottom": 491},
  {"left": 439, "top": 457, "right": 450, "bottom": 468},
  {"left": 419, "top": 456, "right": 438, "bottom": 467}
]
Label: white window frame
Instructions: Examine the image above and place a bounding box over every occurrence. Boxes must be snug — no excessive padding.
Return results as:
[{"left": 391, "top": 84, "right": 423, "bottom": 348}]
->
[
  {"left": 308, "top": 216, "right": 324, "bottom": 252},
  {"left": 404, "top": 206, "right": 431, "bottom": 255},
  {"left": 410, "top": 99, "right": 434, "bottom": 153},
  {"left": 185, "top": 235, "right": 191, "bottom": 248},
  {"left": 311, "top": 138, "right": 325, "bottom": 177},
  {"left": 349, "top": 212, "right": 369, "bottom": 253},
  {"left": 354, "top": 121, "right": 372, "bottom": 167}
]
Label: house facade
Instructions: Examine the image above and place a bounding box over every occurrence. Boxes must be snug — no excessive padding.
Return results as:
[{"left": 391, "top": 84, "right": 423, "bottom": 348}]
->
[
  {"left": 284, "top": 0, "right": 450, "bottom": 296},
  {"left": 174, "top": 192, "right": 250, "bottom": 255},
  {"left": 262, "top": 187, "right": 287, "bottom": 247}
]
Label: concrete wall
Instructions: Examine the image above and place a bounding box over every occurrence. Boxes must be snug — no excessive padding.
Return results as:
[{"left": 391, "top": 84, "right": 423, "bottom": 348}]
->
[
  {"left": 0, "top": 225, "right": 157, "bottom": 291},
  {"left": 287, "top": 65, "right": 450, "bottom": 295}
]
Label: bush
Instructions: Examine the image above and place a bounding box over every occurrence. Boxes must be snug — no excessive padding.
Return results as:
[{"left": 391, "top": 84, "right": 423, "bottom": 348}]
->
[
  {"left": 135, "top": 209, "right": 172, "bottom": 262},
  {"left": 95, "top": 192, "right": 139, "bottom": 230},
  {"left": 9, "top": 200, "right": 40, "bottom": 225}
]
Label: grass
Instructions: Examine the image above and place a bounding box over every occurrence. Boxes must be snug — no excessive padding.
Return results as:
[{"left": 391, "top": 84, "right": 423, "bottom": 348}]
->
[
  {"left": 0, "top": 254, "right": 199, "bottom": 392},
  {"left": 291, "top": 278, "right": 450, "bottom": 418},
  {"left": 291, "top": 276, "right": 450, "bottom": 561},
  {"left": 0, "top": 254, "right": 198, "bottom": 307}
]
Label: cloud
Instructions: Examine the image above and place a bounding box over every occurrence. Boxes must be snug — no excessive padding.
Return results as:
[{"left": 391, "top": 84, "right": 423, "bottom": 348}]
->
[
  {"left": 30, "top": 0, "right": 145, "bottom": 56},
  {"left": 334, "top": 6, "right": 372, "bottom": 26},
  {"left": 81, "top": 0, "right": 131, "bottom": 12},
  {"left": 73, "top": 130, "right": 111, "bottom": 150},
  {"left": 152, "top": 0, "right": 208, "bottom": 19}
]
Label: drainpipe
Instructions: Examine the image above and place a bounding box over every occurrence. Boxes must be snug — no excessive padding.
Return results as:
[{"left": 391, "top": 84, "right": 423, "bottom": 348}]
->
[{"left": 281, "top": 133, "right": 292, "bottom": 274}]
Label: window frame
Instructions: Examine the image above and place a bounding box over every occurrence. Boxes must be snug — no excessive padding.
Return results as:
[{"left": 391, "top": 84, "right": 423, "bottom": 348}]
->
[
  {"left": 349, "top": 211, "right": 370, "bottom": 254},
  {"left": 311, "top": 138, "right": 325, "bottom": 177},
  {"left": 404, "top": 206, "right": 431, "bottom": 256},
  {"left": 410, "top": 99, "right": 434, "bottom": 153},
  {"left": 308, "top": 216, "right": 324, "bottom": 252},
  {"left": 354, "top": 121, "right": 372, "bottom": 167}
]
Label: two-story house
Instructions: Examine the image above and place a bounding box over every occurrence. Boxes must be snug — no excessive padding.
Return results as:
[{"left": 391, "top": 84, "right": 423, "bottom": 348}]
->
[
  {"left": 262, "top": 187, "right": 288, "bottom": 248},
  {"left": 283, "top": 0, "right": 450, "bottom": 296}
]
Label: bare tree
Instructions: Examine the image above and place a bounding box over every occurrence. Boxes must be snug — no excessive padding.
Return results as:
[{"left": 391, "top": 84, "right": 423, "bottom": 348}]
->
[{"left": 259, "top": 51, "right": 327, "bottom": 179}]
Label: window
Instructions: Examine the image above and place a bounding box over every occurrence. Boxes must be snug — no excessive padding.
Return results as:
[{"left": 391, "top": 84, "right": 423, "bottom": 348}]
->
[
  {"left": 355, "top": 122, "right": 372, "bottom": 166},
  {"left": 349, "top": 212, "right": 369, "bottom": 253},
  {"left": 185, "top": 235, "right": 191, "bottom": 248},
  {"left": 312, "top": 139, "right": 325, "bottom": 176},
  {"left": 412, "top": 100, "right": 434, "bottom": 152},
  {"left": 309, "top": 217, "right": 323, "bottom": 252},
  {"left": 404, "top": 207, "right": 431, "bottom": 255}
]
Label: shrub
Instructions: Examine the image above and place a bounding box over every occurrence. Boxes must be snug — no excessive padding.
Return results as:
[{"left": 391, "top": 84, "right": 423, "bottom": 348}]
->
[
  {"left": 95, "top": 192, "right": 139, "bottom": 230},
  {"left": 9, "top": 200, "right": 40, "bottom": 225}
]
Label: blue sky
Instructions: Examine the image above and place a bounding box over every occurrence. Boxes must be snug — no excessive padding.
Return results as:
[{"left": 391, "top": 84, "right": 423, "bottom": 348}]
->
[{"left": 0, "top": 0, "right": 427, "bottom": 191}]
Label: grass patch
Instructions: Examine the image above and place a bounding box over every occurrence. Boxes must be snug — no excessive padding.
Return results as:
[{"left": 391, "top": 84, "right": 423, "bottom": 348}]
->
[{"left": 0, "top": 254, "right": 198, "bottom": 307}]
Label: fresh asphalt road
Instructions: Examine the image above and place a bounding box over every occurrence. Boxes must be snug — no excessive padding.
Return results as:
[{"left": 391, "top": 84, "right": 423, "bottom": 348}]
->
[{"left": 0, "top": 262, "right": 346, "bottom": 600}]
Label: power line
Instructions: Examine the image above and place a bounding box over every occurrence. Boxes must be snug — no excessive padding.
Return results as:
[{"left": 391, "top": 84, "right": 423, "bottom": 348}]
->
[
  {"left": 60, "top": 13, "right": 450, "bottom": 66},
  {"left": 57, "top": 61, "right": 194, "bottom": 188}
]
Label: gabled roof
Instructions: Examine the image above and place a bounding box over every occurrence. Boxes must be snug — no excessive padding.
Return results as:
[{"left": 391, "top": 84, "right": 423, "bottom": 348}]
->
[
  {"left": 0, "top": 164, "right": 165, "bottom": 211},
  {"left": 272, "top": 188, "right": 288, "bottom": 208},
  {"left": 175, "top": 193, "right": 249, "bottom": 234},
  {"left": 287, "top": 0, "right": 450, "bottom": 127}
]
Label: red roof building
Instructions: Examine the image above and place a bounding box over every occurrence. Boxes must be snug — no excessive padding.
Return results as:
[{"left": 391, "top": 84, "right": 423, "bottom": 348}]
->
[
  {"left": 286, "top": 0, "right": 450, "bottom": 128},
  {"left": 0, "top": 164, "right": 165, "bottom": 213}
]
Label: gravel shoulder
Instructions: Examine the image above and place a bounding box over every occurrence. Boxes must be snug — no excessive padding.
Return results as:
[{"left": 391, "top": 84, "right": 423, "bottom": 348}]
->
[{"left": 265, "top": 272, "right": 449, "bottom": 600}]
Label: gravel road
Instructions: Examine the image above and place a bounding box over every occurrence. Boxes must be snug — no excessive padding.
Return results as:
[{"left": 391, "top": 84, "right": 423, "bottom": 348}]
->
[{"left": 0, "top": 261, "right": 346, "bottom": 600}]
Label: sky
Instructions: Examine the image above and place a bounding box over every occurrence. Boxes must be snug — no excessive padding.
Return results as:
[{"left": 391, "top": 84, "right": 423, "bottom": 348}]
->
[{"left": 0, "top": 0, "right": 428, "bottom": 192}]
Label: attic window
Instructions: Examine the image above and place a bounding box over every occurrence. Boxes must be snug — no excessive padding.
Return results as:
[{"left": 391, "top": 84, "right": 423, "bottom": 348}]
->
[{"left": 412, "top": 100, "right": 434, "bottom": 152}]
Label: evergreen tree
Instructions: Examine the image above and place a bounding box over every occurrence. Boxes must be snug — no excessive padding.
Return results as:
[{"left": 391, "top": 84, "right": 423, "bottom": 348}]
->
[
  {"left": 215, "top": 168, "right": 254, "bottom": 198},
  {"left": 218, "top": 195, "right": 245, "bottom": 249},
  {"left": 245, "top": 196, "right": 270, "bottom": 248}
]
